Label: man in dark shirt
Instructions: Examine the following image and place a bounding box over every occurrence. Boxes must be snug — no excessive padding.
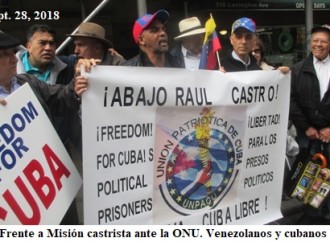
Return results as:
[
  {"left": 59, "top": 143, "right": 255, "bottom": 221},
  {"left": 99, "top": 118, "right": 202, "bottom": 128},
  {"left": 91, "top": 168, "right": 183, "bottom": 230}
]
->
[
  {"left": 0, "top": 30, "right": 82, "bottom": 225},
  {"left": 124, "top": 10, "right": 180, "bottom": 68},
  {"left": 220, "top": 17, "right": 261, "bottom": 72},
  {"left": 290, "top": 24, "right": 330, "bottom": 225}
]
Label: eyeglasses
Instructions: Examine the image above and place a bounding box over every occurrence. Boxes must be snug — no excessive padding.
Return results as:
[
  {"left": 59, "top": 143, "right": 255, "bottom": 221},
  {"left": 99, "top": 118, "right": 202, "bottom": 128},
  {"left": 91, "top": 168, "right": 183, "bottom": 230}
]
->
[
  {"left": 311, "top": 39, "right": 330, "bottom": 45},
  {"left": 252, "top": 49, "right": 261, "bottom": 54}
]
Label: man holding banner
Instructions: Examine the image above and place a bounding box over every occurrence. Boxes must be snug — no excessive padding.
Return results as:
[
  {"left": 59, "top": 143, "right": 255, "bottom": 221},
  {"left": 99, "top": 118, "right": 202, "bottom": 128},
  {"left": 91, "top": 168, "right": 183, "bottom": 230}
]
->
[
  {"left": 0, "top": 31, "right": 81, "bottom": 115},
  {"left": 218, "top": 17, "right": 290, "bottom": 74},
  {"left": 220, "top": 17, "right": 261, "bottom": 72},
  {"left": 0, "top": 31, "right": 85, "bottom": 225},
  {"left": 124, "top": 9, "right": 180, "bottom": 68}
]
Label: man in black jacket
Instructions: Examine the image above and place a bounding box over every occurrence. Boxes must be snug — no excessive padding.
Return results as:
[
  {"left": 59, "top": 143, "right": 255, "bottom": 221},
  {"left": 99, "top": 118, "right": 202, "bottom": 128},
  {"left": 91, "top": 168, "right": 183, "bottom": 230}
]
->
[
  {"left": 0, "top": 31, "right": 82, "bottom": 225},
  {"left": 124, "top": 10, "right": 180, "bottom": 68},
  {"left": 0, "top": 31, "right": 80, "bottom": 115},
  {"left": 290, "top": 24, "right": 330, "bottom": 224},
  {"left": 220, "top": 17, "right": 261, "bottom": 72}
]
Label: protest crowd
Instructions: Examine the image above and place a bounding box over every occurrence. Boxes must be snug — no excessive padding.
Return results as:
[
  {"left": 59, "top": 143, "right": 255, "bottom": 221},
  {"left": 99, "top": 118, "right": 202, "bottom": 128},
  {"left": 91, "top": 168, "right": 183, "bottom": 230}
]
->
[{"left": 0, "top": 1, "right": 330, "bottom": 226}]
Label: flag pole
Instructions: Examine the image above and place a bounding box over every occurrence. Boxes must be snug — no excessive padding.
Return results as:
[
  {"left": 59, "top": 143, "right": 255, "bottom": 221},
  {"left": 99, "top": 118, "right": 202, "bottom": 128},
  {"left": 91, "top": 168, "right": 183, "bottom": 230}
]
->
[
  {"left": 200, "top": 13, "right": 222, "bottom": 70},
  {"left": 216, "top": 51, "right": 221, "bottom": 68}
]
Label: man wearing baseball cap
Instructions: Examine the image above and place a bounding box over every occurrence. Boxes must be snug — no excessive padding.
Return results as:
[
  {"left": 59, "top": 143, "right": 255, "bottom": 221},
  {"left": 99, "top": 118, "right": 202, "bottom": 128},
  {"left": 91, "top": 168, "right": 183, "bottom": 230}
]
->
[
  {"left": 0, "top": 30, "right": 83, "bottom": 224},
  {"left": 290, "top": 24, "right": 330, "bottom": 225},
  {"left": 170, "top": 16, "right": 206, "bottom": 69},
  {"left": 220, "top": 17, "right": 261, "bottom": 72},
  {"left": 124, "top": 10, "right": 180, "bottom": 67}
]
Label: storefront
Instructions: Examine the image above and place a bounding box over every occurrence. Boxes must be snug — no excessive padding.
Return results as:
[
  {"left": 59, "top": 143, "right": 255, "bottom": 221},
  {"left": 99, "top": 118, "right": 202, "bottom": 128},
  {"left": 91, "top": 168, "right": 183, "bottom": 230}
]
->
[
  {"left": 168, "top": 0, "right": 330, "bottom": 66},
  {"left": 1, "top": 0, "right": 329, "bottom": 65}
]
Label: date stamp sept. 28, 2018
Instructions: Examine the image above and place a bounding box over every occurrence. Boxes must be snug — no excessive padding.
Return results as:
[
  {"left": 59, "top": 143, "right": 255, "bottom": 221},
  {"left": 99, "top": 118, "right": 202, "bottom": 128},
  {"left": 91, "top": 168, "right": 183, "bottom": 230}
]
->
[{"left": 0, "top": 10, "right": 60, "bottom": 22}]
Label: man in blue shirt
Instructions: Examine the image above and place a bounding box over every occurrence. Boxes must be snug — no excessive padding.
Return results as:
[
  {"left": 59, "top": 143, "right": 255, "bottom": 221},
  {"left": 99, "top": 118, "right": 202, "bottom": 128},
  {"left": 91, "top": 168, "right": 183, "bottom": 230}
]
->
[
  {"left": 16, "top": 24, "right": 75, "bottom": 85},
  {"left": 16, "top": 24, "right": 77, "bottom": 146}
]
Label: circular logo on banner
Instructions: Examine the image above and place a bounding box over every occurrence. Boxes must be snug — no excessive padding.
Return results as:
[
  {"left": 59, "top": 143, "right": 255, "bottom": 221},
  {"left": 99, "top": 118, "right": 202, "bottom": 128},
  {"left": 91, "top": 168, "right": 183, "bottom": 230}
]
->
[{"left": 159, "top": 107, "right": 240, "bottom": 216}]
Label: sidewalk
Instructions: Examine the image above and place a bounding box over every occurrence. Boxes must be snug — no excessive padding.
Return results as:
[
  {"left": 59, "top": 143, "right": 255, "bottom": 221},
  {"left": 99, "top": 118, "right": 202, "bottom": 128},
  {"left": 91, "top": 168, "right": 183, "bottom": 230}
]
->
[{"left": 272, "top": 196, "right": 305, "bottom": 225}]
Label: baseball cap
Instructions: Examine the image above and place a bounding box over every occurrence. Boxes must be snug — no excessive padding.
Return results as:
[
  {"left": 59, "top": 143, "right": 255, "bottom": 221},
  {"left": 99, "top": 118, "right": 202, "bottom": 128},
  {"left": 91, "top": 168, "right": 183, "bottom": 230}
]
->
[
  {"left": 231, "top": 17, "right": 256, "bottom": 34},
  {"left": 311, "top": 24, "right": 330, "bottom": 35},
  {"left": 0, "top": 31, "right": 20, "bottom": 49},
  {"left": 132, "top": 10, "right": 170, "bottom": 44}
]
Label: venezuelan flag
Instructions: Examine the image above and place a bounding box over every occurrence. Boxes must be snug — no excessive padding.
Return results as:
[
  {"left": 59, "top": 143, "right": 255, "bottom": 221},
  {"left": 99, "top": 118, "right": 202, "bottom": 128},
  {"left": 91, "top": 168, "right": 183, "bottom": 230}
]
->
[{"left": 199, "top": 15, "right": 222, "bottom": 70}]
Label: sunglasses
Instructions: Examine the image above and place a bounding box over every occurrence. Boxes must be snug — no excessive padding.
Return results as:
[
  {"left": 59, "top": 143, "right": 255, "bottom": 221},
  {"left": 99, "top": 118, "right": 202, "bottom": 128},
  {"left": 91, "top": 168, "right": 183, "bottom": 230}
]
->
[{"left": 252, "top": 48, "right": 261, "bottom": 54}]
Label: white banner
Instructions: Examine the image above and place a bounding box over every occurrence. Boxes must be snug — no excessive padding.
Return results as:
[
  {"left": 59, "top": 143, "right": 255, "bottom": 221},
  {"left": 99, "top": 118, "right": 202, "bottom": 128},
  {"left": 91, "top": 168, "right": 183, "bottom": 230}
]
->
[
  {"left": 0, "top": 84, "right": 82, "bottom": 225},
  {"left": 82, "top": 66, "right": 290, "bottom": 225}
]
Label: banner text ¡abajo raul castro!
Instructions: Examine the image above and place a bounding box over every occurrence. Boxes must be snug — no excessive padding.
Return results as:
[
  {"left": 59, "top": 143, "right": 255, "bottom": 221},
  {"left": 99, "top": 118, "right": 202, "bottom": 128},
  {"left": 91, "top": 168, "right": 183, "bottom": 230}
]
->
[{"left": 81, "top": 66, "right": 290, "bottom": 225}]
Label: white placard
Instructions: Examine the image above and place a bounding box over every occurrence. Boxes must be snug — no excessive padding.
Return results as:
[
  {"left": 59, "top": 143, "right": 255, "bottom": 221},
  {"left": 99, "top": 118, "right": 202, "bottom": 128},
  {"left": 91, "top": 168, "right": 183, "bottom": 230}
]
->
[{"left": 0, "top": 83, "right": 82, "bottom": 224}]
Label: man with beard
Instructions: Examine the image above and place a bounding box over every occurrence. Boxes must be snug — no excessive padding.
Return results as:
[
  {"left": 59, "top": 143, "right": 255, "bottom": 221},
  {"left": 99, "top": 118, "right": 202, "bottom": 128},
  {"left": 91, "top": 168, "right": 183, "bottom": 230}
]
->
[
  {"left": 170, "top": 16, "right": 206, "bottom": 69},
  {"left": 124, "top": 10, "right": 180, "bottom": 67}
]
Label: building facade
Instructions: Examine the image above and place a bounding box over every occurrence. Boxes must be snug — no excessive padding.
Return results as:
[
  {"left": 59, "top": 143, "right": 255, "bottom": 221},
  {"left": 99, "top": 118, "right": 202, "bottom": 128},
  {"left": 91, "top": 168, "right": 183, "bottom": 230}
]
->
[{"left": 1, "top": 0, "right": 329, "bottom": 66}]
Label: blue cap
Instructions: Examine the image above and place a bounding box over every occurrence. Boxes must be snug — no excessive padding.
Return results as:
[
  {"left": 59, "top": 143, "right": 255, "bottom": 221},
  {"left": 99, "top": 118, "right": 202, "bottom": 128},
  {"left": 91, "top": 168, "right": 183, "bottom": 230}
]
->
[
  {"left": 231, "top": 17, "right": 256, "bottom": 34},
  {"left": 133, "top": 10, "right": 169, "bottom": 44}
]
